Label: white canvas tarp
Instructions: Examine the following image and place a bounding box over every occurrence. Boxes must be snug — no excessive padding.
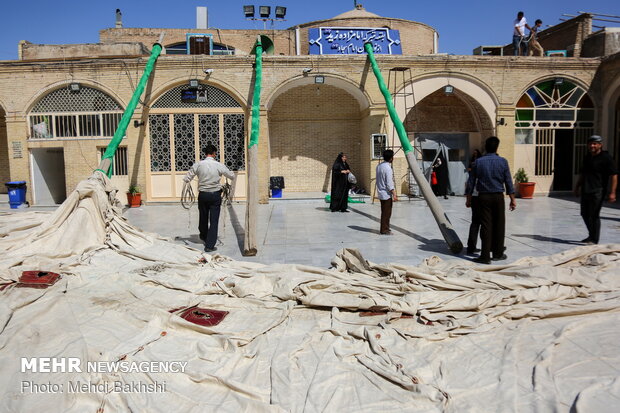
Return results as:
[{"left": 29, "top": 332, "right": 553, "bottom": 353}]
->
[{"left": 0, "top": 172, "right": 619, "bottom": 412}]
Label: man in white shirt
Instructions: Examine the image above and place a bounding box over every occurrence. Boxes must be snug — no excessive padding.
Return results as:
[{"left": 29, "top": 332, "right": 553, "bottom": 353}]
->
[
  {"left": 184, "top": 144, "right": 235, "bottom": 252},
  {"left": 513, "top": 11, "right": 532, "bottom": 56},
  {"left": 375, "top": 149, "right": 398, "bottom": 235}
]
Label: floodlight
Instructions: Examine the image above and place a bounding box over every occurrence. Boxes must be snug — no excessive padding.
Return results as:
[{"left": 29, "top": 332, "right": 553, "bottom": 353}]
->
[
  {"left": 243, "top": 5, "right": 255, "bottom": 18},
  {"left": 259, "top": 6, "right": 271, "bottom": 18},
  {"left": 275, "top": 6, "right": 286, "bottom": 19}
]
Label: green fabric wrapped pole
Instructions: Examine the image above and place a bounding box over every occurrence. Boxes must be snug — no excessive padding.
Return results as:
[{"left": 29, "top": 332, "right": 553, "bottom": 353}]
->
[
  {"left": 244, "top": 37, "right": 263, "bottom": 256},
  {"left": 249, "top": 40, "right": 263, "bottom": 148},
  {"left": 99, "top": 42, "right": 163, "bottom": 176},
  {"left": 364, "top": 43, "right": 413, "bottom": 154},
  {"left": 364, "top": 42, "right": 463, "bottom": 253}
]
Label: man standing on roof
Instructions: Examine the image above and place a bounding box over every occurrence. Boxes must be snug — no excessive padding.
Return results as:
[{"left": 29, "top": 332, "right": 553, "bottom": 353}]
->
[
  {"left": 528, "top": 19, "right": 544, "bottom": 56},
  {"left": 574, "top": 135, "right": 618, "bottom": 245},
  {"left": 466, "top": 137, "right": 516, "bottom": 264},
  {"left": 184, "top": 144, "right": 235, "bottom": 252},
  {"left": 513, "top": 11, "right": 532, "bottom": 56}
]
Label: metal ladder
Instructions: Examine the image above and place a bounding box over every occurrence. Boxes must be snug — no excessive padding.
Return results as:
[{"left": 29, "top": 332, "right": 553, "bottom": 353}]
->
[{"left": 386, "top": 67, "right": 424, "bottom": 199}]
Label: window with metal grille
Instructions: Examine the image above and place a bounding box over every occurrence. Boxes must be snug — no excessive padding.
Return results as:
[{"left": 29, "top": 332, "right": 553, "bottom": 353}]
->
[
  {"left": 99, "top": 146, "right": 128, "bottom": 176},
  {"left": 29, "top": 86, "right": 123, "bottom": 139},
  {"left": 152, "top": 84, "right": 241, "bottom": 108},
  {"left": 372, "top": 134, "right": 387, "bottom": 159}
]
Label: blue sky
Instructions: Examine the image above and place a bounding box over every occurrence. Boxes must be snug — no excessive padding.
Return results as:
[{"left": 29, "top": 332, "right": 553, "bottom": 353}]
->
[{"left": 0, "top": 0, "right": 618, "bottom": 60}]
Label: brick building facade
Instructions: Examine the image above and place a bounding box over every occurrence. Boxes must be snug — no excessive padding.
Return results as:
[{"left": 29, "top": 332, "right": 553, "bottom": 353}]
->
[{"left": 0, "top": 5, "right": 618, "bottom": 204}]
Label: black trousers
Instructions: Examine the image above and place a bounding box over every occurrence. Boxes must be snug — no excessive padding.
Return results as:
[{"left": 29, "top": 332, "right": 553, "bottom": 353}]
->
[
  {"left": 380, "top": 199, "right": 393, "bottom": 234},
  {"left": 580, "top": 190, "right": 604, "bottom": 243},
  {"left": 478, "top": 193, "right": 505, "bottom": 260},
  {"left": 198, "top": 190, "right": 222, "bottom": 249},
  {"left": 467, "top": 195, "right": 481, "bottom": 252}
]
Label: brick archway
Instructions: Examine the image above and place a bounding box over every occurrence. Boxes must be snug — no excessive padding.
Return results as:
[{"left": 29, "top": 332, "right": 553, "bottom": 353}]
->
[{"left": 268, "top": 83, "right": 363, "bottom": 192}]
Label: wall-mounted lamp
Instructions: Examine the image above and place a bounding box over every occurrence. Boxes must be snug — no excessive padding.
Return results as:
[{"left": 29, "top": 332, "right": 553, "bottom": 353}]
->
[
  {"left": 188, "top": 79, "right": 200, "bottom": 88},
  {"left": 203, "top": 69, "right": 214, "bottom": 75},
  {"left": 302, "top": 67, "right": 313, "bottom": 74},
  {"left": 443, "top": 85, "right": 454, "bottom": 95},
  {"left": 497, "top": 118, "right": 505, "bottom": 126},
  {"left": 69, "top": 82, "right": 80, "bottom": 93},
  {"left": 314, "top": 75, "right": 325, "bottom": 84},
  {"left": 134, "top": 120, "right": 145, "bottom": 128},
  {"left": 554, "top": 77, "right": 564, "bottom": 86}
]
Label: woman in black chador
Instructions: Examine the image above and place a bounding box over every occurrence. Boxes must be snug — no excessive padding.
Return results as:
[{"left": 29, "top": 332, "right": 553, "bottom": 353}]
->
[
  {"left": 431, "top": 152, "right": 450, "bottom": 199},
  {"left": 330, "top": 152, "right": 351, "bottom": 212}
]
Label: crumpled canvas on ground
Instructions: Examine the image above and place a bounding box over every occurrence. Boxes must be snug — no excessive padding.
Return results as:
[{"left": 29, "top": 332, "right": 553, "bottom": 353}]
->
[{"left": 0, "top": 172, "right": 619, "bottom": 412}]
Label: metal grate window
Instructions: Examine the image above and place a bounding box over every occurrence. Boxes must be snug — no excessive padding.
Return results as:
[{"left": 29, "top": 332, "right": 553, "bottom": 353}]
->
[
  {"left": 152, "top": 84, "right": 241, "bottom": 109},
  {"left": 372, "top": 134, "right": 387, "bottom": 159},
  {"left": 535, "top": 130, "right": 554, "bottom": 176},
  {"left": 99, "top": 146, "right": 128, "bottom": 176},
  {"left": 223, "top": 114, "right": 245, "bottom": 171},
  {"left": 149, "top": 114, "right": 171, "bottom": 172},
  {"left": 199, "top": 114, "right": 219, "bottom": 152},
  {"left": 173, "top": 114, "right": 196, "bottom": 171},
  {"left": 29, "top": 86, "right": 122, "bottom": 139}
]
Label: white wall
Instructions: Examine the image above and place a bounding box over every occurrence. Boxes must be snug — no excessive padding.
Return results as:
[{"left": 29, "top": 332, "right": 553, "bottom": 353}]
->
[{"left": 31, "top": 148, "right": 66, "bottom": 205}]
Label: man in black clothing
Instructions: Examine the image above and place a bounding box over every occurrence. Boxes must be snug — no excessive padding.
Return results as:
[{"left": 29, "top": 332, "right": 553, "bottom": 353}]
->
[
  {"left": 574, "top": 135, "right": 618, "bottom": 244},
  {"left": 465, "top": 137, "right": 516, "bottom": 264}
]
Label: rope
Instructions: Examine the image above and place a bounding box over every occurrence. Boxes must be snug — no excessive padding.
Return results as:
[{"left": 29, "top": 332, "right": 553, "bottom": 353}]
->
[{"left": 180, "top": 181, "right": 196, "bottom": 210}]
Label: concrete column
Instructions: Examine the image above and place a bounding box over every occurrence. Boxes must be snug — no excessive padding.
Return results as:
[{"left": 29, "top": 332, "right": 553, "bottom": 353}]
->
[{"left": 5, "top": 116, "right": 31, "bottom": 202}]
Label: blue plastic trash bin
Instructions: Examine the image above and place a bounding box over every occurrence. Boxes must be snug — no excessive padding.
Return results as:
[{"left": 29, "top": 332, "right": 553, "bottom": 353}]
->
[
  {"left": 271, "top": 188, "right": 282, "bottom": 198},
  {"left": 5, "top": 181, "right": 27, "bottom": 209}
]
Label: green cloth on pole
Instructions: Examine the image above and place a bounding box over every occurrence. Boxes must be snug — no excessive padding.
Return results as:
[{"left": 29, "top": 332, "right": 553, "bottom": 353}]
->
[
  {"left": 100, "top": 43, "right": 163, "bottom": 176},
  {"left": 363, "top": 42, "right": 413, "bottom": 154},
  {"left": 249, "top": 40, "right": 263, "bottom": 148}
]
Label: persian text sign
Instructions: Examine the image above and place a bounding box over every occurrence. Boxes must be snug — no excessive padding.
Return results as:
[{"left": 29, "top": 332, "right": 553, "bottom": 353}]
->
[{"left": 308, "top": 27, "right": 402, "bottom": 55}]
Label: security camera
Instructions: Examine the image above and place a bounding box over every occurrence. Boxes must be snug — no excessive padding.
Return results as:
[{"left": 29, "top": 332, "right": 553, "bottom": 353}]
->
[
  {"left": 203, "top": 69, "right": 214, "bottom": 75},
  {"left": 302, "top": 68, "right": 313, "bottom": 73}
]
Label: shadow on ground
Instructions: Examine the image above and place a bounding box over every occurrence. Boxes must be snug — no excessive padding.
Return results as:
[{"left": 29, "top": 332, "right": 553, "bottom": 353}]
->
[
  {"left": 349, "top": 207, "right": 455, "bottom": 255},
  {"left": 512, "top": 233, "right": 584, "bottom": 245}
]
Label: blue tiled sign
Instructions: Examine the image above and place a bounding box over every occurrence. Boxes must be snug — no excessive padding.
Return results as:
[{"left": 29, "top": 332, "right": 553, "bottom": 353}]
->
[{"left": 308, "top": 27, "right": 402, "bottom": 55}]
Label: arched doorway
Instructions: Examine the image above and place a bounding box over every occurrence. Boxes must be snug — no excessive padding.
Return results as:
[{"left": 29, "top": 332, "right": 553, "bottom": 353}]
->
[
  {"left": 405, "top": 88, "right": 494, "bottom": 195},
  {"left": 514, "top": 79, "right": 594, "bottom": 193},
  {"left": 27, "top": 85, "right": 124, "bottom": 204},
  {"left": 0, "top": 105, "right": 8, "bottom": 193},
  {"left": 146, "top": 82, "right": 246, "bottom": 200},
  {"left": 268, "top": 83, "right": 363, "bottom": 192}
]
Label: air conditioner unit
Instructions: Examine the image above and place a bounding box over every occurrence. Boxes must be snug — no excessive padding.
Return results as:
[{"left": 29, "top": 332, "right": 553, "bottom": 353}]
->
[{"left": 186, "top": 34, "right": 213, "bottom": 55}]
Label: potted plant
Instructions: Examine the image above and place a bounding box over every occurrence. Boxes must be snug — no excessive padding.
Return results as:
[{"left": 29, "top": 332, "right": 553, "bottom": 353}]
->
[
  {"left": 127, "top": 184, "right": 142, "bottom": 207},
  {"left": 514, "top": 168, "right": 535, "bottom": 199}
]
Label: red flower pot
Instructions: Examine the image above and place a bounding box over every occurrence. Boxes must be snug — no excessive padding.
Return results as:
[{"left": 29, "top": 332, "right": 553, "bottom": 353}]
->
[
  {"left": 518, "top": 182, "right": 536, "bottom": 199},
  {"left": 127, "top": 192, "right": 142, "bottom": 207}
]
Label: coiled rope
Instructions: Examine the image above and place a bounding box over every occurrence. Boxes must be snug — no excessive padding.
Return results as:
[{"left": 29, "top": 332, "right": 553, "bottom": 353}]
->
[{"left": 181, "top": 181, "right": 196, "bottom": 210}]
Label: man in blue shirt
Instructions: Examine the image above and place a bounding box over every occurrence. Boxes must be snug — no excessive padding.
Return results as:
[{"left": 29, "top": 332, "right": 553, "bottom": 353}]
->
[
  {"left": 466, "top": 137, "right": 516, "bottom": 264},
  {"left": 376, "top": 149, "right": 398, "bottom": 234}
]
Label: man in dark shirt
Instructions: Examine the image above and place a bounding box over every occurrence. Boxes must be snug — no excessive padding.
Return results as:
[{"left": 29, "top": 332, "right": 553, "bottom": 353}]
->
[
  {"left": 466, "top": 137, "right": 517, "bottom": 264},
  {"left": 574, "top": 135, "right": 618, "bottom": 244}
]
